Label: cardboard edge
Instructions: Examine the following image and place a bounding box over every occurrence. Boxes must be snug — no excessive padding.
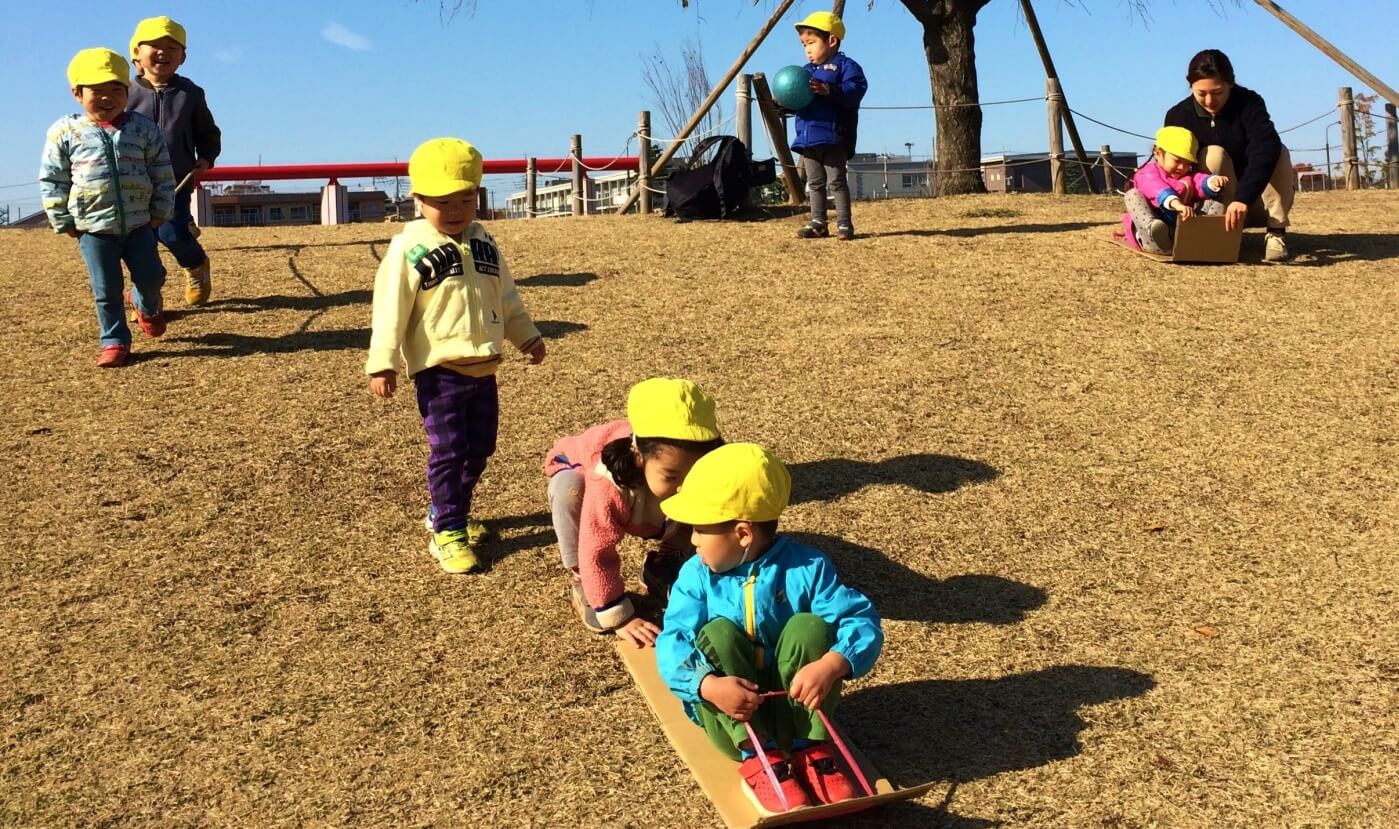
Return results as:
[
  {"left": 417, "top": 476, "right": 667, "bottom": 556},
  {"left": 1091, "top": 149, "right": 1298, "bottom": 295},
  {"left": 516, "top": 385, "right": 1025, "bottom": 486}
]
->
[
  {"left": 617, "top": 642, "right": 938, "bottom": 829},
  {"left": 1105, "top": 234, "right": 1173, "bottom": 263}
]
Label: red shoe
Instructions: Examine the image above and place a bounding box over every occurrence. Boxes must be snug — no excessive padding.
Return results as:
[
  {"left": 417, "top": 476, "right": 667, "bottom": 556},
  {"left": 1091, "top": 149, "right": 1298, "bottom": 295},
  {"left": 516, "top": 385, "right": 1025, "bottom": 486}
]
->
[
  {"left": 739, "top": 749, "right": 811, "bottom": 813},
  {"left": 96, "top": 345, "right": 129, "bottom": 368},
  {"left": 792, "top": 743, "right": 860, "bottom": 804},
  {"left": 125, "top": 290, "right": 166, "bottom": 338}
]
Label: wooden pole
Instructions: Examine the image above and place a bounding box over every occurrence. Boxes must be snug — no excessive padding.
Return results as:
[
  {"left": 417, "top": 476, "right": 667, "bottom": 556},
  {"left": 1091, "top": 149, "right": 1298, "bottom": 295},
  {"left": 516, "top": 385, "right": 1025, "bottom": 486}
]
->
[
  {"left": 832, "top": 1, "right": 845, "bottom": 16},
  {"left": 638, "top": 111, "right": 653, "bottom": 215},
  {"left": 526, "top": 157, "right": 537, "bottom": 219},
  {"left": 1098, "top": 144, "right": 1114, "bottom": 193},
  {"left": 1339, "top": 87, "right": 1359, "bottom": 190},
  {"left": 1385, "top": 103, "right": 1399, "bottom": 190},
  {"left": 1019, "top": 0, "right": 1099, "bottom": 193},
  {"left": 1047, "top": 78, "right": 1066, "bottom": 195},
  {"left": 571, "top": 134, "right": 584, "bottom": 216},
  {"left": 753, "top": 73, "right": 805, "bottom": 205},
  {"left": 737, "top": 74, "right": 753, "bottom": 153},
  {"left": 616, "top": 0, "right": 797, "bottom": 216},
  {"left": 1251, "top": 0, "right": 1399, "bottom": 109}
]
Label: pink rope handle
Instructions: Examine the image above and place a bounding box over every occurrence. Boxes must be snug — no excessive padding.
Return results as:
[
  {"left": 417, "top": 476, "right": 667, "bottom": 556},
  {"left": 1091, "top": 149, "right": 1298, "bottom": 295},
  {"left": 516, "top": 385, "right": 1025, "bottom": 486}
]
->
[
  {"left": 816, "top": 709, "right": 876, "bottom": 798},
  {"left": 741, "top": 720, "right": 790, "bottom": 811},
  {"left": 756, "top": 690, "right": 877, "bottom": 798}
]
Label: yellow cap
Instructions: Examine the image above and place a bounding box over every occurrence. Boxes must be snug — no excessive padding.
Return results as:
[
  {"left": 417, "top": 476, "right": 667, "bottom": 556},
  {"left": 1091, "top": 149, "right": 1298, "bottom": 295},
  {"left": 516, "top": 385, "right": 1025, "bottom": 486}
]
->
[
  {"left": 662, "top": 443, "right": 791, "bottom": 525},
  {"left": 1154, "top": 126, "right": 1198, "bottom": 164},
  {"left": 626, "top": 378, "right": 720, "bottom": 442},
  {"left": 409, "top": 138, "right": 483, "bottom": 196},
  {"left": 795, "top": 11, "right": 846, "bottom": 41},
  {"left": 68, "top": 49, "right": 131, "bottom": 88},
  {"left": 130, "top": 16, "right": 187, "bottom": 58}
]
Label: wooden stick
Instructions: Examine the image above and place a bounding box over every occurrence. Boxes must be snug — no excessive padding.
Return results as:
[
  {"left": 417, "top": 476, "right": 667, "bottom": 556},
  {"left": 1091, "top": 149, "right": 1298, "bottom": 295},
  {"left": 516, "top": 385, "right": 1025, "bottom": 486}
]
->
[
  {"left": 1019, "top": 0, "right": 1099, "bottom": 193},
  {"left": 638, "top": 111, "right": 653, "bottom": 215},
  {"left": 616, "top": 0, "right": 797, "bottom": 216},
  {"left": 1339, "top": 87, "right": 1359, "bottom": 190},
  {"left": 752, "top": 73, "right": 805, "bottom": 206},
  {"left": 1252, "top": 0, "right": 1399, "bottom": 109},
  {"left": 173, "top": 170, "right": 196, "bottom": 193}
]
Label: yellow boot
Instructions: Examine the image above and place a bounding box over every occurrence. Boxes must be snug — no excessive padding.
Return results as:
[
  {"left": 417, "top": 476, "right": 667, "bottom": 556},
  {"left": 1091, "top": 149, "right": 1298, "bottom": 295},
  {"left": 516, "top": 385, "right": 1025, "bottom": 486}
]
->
[{"left": 183, "top": 259, "right": 211, "bottom": 306}]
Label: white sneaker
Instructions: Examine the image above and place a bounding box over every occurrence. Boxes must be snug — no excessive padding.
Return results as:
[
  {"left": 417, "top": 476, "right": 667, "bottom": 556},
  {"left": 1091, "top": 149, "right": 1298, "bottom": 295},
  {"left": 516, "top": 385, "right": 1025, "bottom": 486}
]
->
[{"left": 1264, "top": 232, "right": 1289, "bottom": 262}]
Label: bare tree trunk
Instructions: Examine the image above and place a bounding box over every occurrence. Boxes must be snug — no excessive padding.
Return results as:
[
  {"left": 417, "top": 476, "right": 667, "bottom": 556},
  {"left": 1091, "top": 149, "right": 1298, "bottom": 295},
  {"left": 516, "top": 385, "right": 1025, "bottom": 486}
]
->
[{"left": 903, "top": 0, "right": 991, "bottom": 195}]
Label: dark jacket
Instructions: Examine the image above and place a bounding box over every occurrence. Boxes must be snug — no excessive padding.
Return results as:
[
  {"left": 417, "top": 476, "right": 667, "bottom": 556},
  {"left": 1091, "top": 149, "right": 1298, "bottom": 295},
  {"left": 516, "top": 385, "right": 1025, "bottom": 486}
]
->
[
  {"left": 1163, "top": 85, "right": 1280, "bottom": 206},
  {"left": 126, "top": 75, "right": 221, "bottom": 183},
  {"left": 792, "top": 52, "right": 867, "bottom": 159}
]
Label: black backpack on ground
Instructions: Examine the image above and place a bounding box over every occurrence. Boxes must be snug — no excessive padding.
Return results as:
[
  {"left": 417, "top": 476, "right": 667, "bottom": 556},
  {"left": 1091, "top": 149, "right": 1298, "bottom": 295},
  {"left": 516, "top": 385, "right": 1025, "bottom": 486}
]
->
[{"left": 664, "top": 135, "right": 755, "bottom": 221}]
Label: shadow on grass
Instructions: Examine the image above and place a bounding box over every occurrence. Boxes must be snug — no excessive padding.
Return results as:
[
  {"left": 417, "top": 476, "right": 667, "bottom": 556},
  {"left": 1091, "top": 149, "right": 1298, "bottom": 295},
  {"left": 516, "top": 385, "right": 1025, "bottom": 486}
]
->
[
  {"left": 207, "top": 238, "right": 393, "bottom": 253},
  {"left": 515, "top": 272, "right": 599, "bottom": 288},
  {"left": 155, "top": 319, "right": 586, "bottom": 358},
  {"left": 788, "top": 454, "right": 998, "bottom": 506},
  {"left": 861, "top": 221, "right": 1105, "bottom": 239},
  {"left": 841, "top": 666, "right": 1155, "bottom": 787},
  {"left": 1272, "top": 232, "right": 1399, "bottom": 266},
  {"left": 476, "top": 511, "right": 554, "bottom": 571},
  {"left": 785, "top": 532, "right": 1044, "bottom": 624},
  {"left": 172, "top": 290, "right": 373, "bottom": 317}
]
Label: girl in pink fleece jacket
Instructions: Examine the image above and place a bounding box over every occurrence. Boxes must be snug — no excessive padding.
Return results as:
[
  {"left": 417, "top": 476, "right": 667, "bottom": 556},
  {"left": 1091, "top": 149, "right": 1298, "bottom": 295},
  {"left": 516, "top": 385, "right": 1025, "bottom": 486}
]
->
[
  {"left": 1123, "top": 126, "right": 1229, "bottom": 253},
  {"left": 544, "top": 378, "right": 723, "bottom": 648}
]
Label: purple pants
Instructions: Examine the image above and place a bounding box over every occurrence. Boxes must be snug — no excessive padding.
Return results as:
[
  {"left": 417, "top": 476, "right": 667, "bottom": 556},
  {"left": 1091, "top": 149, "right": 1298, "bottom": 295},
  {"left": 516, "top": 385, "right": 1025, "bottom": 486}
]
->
[{"left": 414, "top": 367, "right": 499, "bottom": 532}]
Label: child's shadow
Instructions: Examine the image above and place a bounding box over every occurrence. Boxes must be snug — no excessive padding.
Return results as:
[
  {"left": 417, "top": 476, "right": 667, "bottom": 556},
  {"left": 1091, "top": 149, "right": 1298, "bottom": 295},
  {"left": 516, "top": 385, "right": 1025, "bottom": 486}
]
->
[
  {"left": 786, "top": 532, "right": 1044, "bottom": 624},
  {"left": 839, "top": 665, "right": 1155, "bottom": 787},
  {"left": 789, "top": 454, "right": 998, "bottom": 506}
]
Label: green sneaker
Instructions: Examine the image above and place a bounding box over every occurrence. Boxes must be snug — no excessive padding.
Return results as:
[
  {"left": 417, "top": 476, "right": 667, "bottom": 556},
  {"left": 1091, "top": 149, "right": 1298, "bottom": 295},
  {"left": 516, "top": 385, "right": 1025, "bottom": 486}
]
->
[
  {"left": 429, "top": 529, "right": 479, "bottom": 574},
  {"left": 424, "top": 506, "right": 493, "bottom": 545}
]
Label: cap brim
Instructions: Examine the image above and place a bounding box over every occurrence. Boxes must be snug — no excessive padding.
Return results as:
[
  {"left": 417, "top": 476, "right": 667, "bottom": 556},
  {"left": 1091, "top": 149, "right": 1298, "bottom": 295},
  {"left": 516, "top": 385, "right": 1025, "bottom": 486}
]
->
[
  {"left": 660, "top": 491, "right": 728, "bottom": 527},
  {"left": 412, "top": 181, "right": 480, "bottom": 197}
]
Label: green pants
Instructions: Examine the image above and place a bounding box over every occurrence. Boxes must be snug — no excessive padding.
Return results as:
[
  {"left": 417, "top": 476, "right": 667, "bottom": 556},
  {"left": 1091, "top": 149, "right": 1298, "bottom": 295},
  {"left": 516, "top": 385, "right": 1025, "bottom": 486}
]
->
[{"left": 695, "top": 613, "right": 842, "bottom": 761}]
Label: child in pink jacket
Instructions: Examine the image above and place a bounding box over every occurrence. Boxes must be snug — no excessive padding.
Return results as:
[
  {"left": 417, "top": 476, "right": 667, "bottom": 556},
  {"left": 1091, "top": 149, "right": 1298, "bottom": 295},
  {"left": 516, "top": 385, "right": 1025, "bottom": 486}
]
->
[
  {"left": 544, "top": 378, "right": 723, "bottom": 648},
  {"left": 1122, "top": 126, "right": 1229, "bottom": 253}
]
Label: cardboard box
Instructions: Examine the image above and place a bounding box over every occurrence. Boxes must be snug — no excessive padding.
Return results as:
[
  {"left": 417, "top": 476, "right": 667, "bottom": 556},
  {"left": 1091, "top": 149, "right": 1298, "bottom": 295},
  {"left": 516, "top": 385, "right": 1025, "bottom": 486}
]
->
[
  {"left": 1113, "top": 214, "right": 1244, "bottom": 264},
  {"left": 617, "top": 643, "right": 938, "bottom": 828}
]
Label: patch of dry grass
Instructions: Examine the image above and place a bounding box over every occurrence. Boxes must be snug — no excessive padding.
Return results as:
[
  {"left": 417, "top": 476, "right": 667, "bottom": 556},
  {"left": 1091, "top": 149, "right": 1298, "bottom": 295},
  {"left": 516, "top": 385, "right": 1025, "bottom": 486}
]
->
[{"left": 2, "top": 192, "right": 1396, "bottom": 827}]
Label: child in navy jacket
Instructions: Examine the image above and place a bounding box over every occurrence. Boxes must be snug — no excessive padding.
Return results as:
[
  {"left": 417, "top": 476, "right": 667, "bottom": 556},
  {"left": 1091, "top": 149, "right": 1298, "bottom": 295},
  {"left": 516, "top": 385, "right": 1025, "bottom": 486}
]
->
[{"left": 789, "top": 12, "right": 867, "bottom": 241}]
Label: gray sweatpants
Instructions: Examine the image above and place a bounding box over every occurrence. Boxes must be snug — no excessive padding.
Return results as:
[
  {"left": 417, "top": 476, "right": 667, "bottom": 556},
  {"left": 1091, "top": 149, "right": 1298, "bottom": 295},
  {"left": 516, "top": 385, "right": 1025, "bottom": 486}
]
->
[
  {"left": 1124, "top": 189, "right": 1225, "bottom": 252},
  {"left": 548, "top": 468, "right": 584, "bottom": 572},
  {"left": 800, "top": 144, "right": 852, "bottom": 230}
]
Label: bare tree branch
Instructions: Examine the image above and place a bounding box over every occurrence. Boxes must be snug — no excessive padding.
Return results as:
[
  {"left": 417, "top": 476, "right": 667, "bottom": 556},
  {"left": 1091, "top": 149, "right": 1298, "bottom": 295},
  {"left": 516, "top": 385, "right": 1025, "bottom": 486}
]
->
[{"left": 641, "top": 39, "right": 726, "bottom": 158}]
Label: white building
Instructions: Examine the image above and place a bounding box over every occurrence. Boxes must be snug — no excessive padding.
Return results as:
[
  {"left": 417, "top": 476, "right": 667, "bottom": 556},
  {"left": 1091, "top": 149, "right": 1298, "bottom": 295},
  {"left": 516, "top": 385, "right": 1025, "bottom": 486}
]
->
[
  {"left": 505, "top": 171, "right": 656, "bottom": 219},
  {"left": 847, "top": 154, "right": 931, "bottom": 199}
]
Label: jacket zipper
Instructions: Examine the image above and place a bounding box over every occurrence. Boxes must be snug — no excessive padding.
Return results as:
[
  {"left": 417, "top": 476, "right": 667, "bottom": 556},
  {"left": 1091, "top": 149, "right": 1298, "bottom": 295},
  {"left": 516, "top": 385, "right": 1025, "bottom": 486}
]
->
[
  {"left": 743, "top": 566, "right": 763, "bottom": 669},
  {"left": 97, "top": 126, "right": 127, "bottom": 235}
]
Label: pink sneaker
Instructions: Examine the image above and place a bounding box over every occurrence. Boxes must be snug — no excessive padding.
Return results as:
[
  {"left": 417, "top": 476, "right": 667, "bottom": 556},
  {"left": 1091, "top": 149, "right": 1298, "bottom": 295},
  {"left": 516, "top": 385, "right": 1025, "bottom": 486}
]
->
[
  {"left": 96, "top": 344, "right": 129, "bottom": 368},
  {"left": 739, "top": 749, "right": 811, "bottom": 813},
  {"left": 792, "top": 742, "right": 861, "bottom": 804},
  {"left": 125, "top": 290, "right": 166, "bottom": 338}
]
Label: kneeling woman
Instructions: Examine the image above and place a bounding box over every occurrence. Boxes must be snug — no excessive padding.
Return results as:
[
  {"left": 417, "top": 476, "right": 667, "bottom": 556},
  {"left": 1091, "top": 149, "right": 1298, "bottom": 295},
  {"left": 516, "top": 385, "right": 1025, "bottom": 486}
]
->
[{"left": 1164, "top": 49, "right": 1295, "bottom": 261}]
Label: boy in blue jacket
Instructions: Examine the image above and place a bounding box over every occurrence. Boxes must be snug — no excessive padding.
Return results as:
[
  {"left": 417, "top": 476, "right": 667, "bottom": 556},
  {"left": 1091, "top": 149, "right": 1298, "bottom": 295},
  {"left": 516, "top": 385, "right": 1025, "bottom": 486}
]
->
[
  {"left": 127, "top": 16, "right": 221, "bottom": 306},
  {"left": 790, "top": 12, "right": 867, "bottom": 241},
  {"left": 656, "top": 443, "right": 882, "bottom": 813},
  {"left": 40, "top": 48, "right": 175, "bottom": 368}
]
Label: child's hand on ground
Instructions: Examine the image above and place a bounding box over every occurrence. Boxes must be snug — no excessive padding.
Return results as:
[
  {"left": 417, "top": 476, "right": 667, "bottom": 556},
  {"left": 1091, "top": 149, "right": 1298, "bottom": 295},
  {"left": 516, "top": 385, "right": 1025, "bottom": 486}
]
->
[
  {"left": 809, "top": 79, "right": 831, "bottom": 96},
  {"left": 523, "top": 338, "right": 546, "bottom": 365},
  {"left": 788, "top": 651, "right": 850, "bottom": 710},
  {"left": 615, "top": 615, "right": 660, "bottom": 648},
  {"left": 369, "top": 370, "right": 397, "bottom": 398},
  {"left": 1208, "top": 175, "right": 1229, "bottom": 192},
  {"left": 701, "top": 674, "right": 761, "bottom": 721}
]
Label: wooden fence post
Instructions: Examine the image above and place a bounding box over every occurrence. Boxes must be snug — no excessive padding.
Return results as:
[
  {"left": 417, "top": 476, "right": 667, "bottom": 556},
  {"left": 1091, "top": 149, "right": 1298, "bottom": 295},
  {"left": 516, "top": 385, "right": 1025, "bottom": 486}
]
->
[
  {"left": 1047, "top": 78, "right": 1066, "bottom": 195},
  {"left": 571, "top": 134, "right": 585, "bottom": 215},
  {"left": 1386, "top": 102, "right": 1399, "bottom": 189},
  {"left": 1099, "top": 144, "right": 1114, "bottom": 192},
  {"left": 752, "top": 73, "right": 805, "bottom": 205},
  {"left": 737, "top": 74, "right": 753, "bottom": 152},
  {"left": 526, "top": 157, "right": 537, "bottom": 219},
  {"left": 638, "top": 111, "right": 653, "bottom": 215},
  {"left": 1339, "top": 87, "right": 1359, "bottom": 190}
]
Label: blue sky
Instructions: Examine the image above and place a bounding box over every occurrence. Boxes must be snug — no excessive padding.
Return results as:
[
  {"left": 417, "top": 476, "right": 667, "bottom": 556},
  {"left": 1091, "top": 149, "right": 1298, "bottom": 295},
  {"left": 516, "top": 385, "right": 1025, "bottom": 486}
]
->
[{"left": 3, "top": 0, "right": 1396, "bottom": 219}]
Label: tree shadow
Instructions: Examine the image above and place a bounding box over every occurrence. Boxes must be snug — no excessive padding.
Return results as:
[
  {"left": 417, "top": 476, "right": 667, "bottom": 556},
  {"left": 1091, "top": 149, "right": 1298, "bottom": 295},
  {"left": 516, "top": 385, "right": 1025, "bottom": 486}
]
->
[
  {"left": 786, "top": 532, "right": 1045, "bottom": 624},
  {"left": 788, "top": 454, "right": 998, "bottom": 506},
  {"left": 1270, "top": 232, "right": 1399, "bottom": 267},
  {"left": 157, "top": 328, "right": 371, "bottom": 357},
  {"left": 515, "top": 272, "right": 599, "bottom": 288},
  {"left": 861, "top": 221, "right": 1104, "bottom": 239},
  {"left": 839, "top": 666, "right": 1155, "bottom": 787},
  {"left": 174, "top": 290, "right": 372, "bottom": 316},
  {"left": 208, "top": 238, "right": 392, "bottom": 253}
]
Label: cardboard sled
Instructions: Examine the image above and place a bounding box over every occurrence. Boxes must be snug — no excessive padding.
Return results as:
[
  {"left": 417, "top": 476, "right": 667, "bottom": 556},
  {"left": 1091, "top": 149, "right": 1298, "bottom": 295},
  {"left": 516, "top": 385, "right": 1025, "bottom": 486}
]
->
[
  {"left": 1111, "top": 214, "right": 1244, "bottom": 264},
  {"left": 617, "top": 643, "right": 938, "bottom": 828}
]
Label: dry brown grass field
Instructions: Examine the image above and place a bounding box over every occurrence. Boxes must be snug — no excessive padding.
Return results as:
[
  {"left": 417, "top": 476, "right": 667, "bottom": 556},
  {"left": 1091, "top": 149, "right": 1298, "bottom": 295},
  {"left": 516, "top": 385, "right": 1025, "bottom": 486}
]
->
[{"left": 3, "top": 192, "right": 1396, "bottom": 828}]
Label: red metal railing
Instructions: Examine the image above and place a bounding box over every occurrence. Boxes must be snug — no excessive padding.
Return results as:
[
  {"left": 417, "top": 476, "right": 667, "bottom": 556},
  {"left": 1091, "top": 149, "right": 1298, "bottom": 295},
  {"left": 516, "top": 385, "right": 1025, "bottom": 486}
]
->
[{"left": 198, "top": 158, "right": 640, "bottom": 183}]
